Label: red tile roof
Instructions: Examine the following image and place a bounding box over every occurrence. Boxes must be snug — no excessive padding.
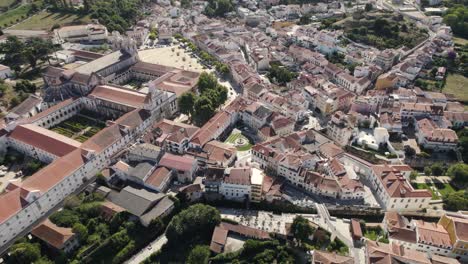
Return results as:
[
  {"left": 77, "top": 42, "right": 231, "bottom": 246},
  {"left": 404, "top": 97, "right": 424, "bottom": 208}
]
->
[
  {"left": 145, "top": 167, "right": 172, "bottom": 188},
  {"left": 159, "top": 153, "right": 196, "bottom": 172},
  {"left": 9, "top": 124, "right": 81, "bottom": 157},
  {"left": 88, "top": 85, "right": 148, "bottom": 109},
  {"left": 31, "top": 219, "right": 75, "bottom": 249}
]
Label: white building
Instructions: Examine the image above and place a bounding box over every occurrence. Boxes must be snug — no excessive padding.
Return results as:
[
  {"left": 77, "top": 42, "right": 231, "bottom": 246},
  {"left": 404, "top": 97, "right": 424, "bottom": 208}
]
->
[
  {"left": 55, "top": 24, "right": 108, "bottom": 44},
  {"left": 220, "top": 167, "right": 264, "bottom": 202}
]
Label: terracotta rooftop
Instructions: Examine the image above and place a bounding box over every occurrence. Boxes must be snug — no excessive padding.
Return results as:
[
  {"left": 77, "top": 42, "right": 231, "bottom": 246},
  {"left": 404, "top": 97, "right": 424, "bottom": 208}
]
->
[
  {"left": 31, "top": 219, "right": 75, "bottom": 249},
  {"left": 145, "top": 167, "right": 172, "bottom": 189},
  {"left": 88, "top": 84, "right": 148, "bottom": 109},
  {"left": 9, "top": 124, "right": 81, "bottom": 157},
  {"left": 158, "top": 153, "right": 196, "bottom": 172}
]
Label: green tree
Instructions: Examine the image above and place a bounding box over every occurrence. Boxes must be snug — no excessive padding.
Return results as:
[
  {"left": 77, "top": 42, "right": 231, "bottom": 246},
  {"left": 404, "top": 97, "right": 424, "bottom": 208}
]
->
[
  {"left": 72, "top": 223, "right": 89, "bottom": 242},
  {"left": 193, "top": 96, "right": 215, "bottom": 126},
  {"left": 186, "top": 245, "right": 210, "bottom": 264},
  {"left": 299, "top": 15, "right": 311, "bottom": 25},
  {"left": 197, "top": 72, "right": 218, "bottom": 94},
  {"left": 50, "top": 209, "right": 80, "bottom": 227},
  {"left": 204, "top": 0, "right": 233, "bottom": 17},
  {"left": 424, "top": 167, "right": 432, "bottom": 176},
  {"left": 8, "top": 242, "right": 41, "bottom": 264},
  {"left": 365, "top": 3, "right": 372, "bottom": 12},
  {"left": 431, "top": 163, "right": 445, "bottom": 176},
  {"left": 166, "top": 204, "right": 221, "bottom": 244},
  {"left": 443, "top": 191, "right": 468, "bottom": 211},
  {"left": 290, "top": 216, "right": 314, "bottom": 245},
  {"left": 14, "top": 80, "right": 36, "bottom": 93},
  {"left": 447, "top": 163, "right": 468, "bottom": 188},
  {"left": 178, "top": 92, "right": 196, "bottom": 116},
  {"left": 409, "top": 171, "right": 419, "bottom": 181},
  {"left": 457, "top": 128, "right": 468, "bottom": 162},
  {"left": 0, "top": 36, "right": 26, "bottom": 72}
]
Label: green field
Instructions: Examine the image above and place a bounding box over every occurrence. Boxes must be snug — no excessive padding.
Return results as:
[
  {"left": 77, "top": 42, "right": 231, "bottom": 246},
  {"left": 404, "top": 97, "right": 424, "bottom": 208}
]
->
[
  {"left": 443, "top": 74, "right": 468, "bottom": 103},
  {"left": 0, "top": 1, "right": 40, "bottom": 28},
  {"left": 12, "top": 10, "right": 91, "bottom": 30}
]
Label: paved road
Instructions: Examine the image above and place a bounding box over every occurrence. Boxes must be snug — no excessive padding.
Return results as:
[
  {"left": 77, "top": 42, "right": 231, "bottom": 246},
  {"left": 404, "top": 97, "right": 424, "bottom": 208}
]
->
[{"left": 124, "top": 234, "right": 167, "bottom": 264}]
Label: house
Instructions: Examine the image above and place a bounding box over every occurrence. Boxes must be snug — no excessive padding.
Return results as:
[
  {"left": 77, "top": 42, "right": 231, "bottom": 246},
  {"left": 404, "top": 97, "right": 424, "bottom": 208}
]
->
[
  {"left": 107, "top": 186, "right": 174, "bottom": 227},
  {"left": 158, "top": 153, "right": 198, "bottom": 183},
  {"left": 55, "top": 24, "right": 108, "bottom": 44},
  {"left": 220, "top": 167, "right": 265, "bottom": 202},
  {"left": 31, "top": 219, "right": 79, "bottom": 253},
  {"left": 145, "top": 119, "right": 199, "bottom": 154},
  {"left": 210, "top": 221, "right": 270, "bottom": 254},
  {"left": 365, "top": 165, "right": 432, "bottom": 211},
  {"left": 327, "top": 111, "right": 354, "bottom": 146},
  {"left": 415, "top": 118, "right": 458, "bottom": 152},
  {"left": 365, "top": 240, "right": 432, "bottom": 264},
  {"left": 178, "top": 183, "right": 203, "bottom": 202},
  {"left": 5, "top": 95, "right": 43, "bottom": 122},
  {"left": 100, "top": 200, "right": 126, "bottom": 221},
  {"left": 144, "top": 166, "right": 173, "bottom": 192}
]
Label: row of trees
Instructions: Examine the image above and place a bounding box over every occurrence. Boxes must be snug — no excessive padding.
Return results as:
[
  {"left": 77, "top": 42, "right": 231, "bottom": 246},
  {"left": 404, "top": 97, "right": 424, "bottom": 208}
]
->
[{"left": 178, "top": 72, "right": 228, "bottom": 126}]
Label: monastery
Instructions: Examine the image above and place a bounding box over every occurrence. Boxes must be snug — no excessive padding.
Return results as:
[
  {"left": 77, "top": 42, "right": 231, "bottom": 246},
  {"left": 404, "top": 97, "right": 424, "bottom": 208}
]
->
[{"left": 0, "top": 34, "right": 200, "bottom": 248}]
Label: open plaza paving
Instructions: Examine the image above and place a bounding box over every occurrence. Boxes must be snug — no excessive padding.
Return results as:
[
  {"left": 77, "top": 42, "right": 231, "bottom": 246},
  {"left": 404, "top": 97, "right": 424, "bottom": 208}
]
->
[{"left": 139, "top": 45, "right": 205, "bottom": 72}]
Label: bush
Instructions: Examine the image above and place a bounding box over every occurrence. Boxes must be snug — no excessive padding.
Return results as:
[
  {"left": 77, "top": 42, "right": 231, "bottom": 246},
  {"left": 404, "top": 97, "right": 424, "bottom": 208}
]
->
[{"left": 50, "top": 209, "right": 80, "bottom": 227}]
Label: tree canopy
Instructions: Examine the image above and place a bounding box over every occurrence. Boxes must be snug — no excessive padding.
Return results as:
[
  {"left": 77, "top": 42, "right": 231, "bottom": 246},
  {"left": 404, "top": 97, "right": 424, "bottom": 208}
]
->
[
  {"left": 447, "top": 163, "right": 468, "bottom": 188},
  {"left": 7, "top": 242, "right": 42, "bottom": 264},
  {"left": 443, "top": 190, "right": 468, "bottom": 211},
  {"left": 166, "top": 204, "right": 221, "bottom": 244},
  {"left": 290, "top": 216, "right": 315, "bottom": 245},
  {"left": 0, "top": 36, "right": 56, "bottom": 72},
  {"left": 178, "top": 72, "right": 228, "bottom": 126},
  {"left": 444, "top": 5, "right": 468, "bottom": 39},
  {"left": 187, "top": 245, "right": 211, "bottom": 264},
  {"left": 204, "top": 0, "right": 234, "bottom": 17}
]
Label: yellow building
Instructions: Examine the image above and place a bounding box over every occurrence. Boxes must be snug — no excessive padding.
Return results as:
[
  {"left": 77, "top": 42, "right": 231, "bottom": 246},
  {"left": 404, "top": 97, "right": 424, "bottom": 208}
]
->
[{"left": 438, "top": 213, "right": 468, "bottom": 257}]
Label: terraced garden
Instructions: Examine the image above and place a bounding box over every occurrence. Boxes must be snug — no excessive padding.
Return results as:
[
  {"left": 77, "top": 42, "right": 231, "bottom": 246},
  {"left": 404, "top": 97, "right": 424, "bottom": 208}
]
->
[{"left": 51, "top": 114, "right": 105, "bottom": 143}]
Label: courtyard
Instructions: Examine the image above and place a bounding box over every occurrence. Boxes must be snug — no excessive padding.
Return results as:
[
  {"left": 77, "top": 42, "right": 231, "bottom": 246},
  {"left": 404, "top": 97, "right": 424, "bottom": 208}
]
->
[
  {"left": 224, "top": 128, "right": 253, "bottom": 152},
  {"left": 138, "top": 45, "right": 205, "bottom": 73},
  {"left": 50, "top": 113, "right": 106, "bottom": 143}
]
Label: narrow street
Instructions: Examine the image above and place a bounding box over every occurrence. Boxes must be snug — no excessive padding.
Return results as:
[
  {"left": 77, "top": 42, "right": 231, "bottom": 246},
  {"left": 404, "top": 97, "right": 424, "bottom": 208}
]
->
[{"left": 124, "top": 234, "right": 167, "bottom": 264}]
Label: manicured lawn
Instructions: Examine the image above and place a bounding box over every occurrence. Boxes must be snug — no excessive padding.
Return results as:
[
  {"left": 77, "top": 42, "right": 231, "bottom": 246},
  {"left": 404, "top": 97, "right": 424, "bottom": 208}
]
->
[
  {"left": 12, "top": 10, "right": 91, "bottom": 30},
  {"left": 224, "top": 132, "right": 252, "bottom": 151},
  {"left": 412, "top": 182, "right": 458, "bottom": 199},
  {"left": 443, "top": 74, "right": 468, "bottom": 103}
]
